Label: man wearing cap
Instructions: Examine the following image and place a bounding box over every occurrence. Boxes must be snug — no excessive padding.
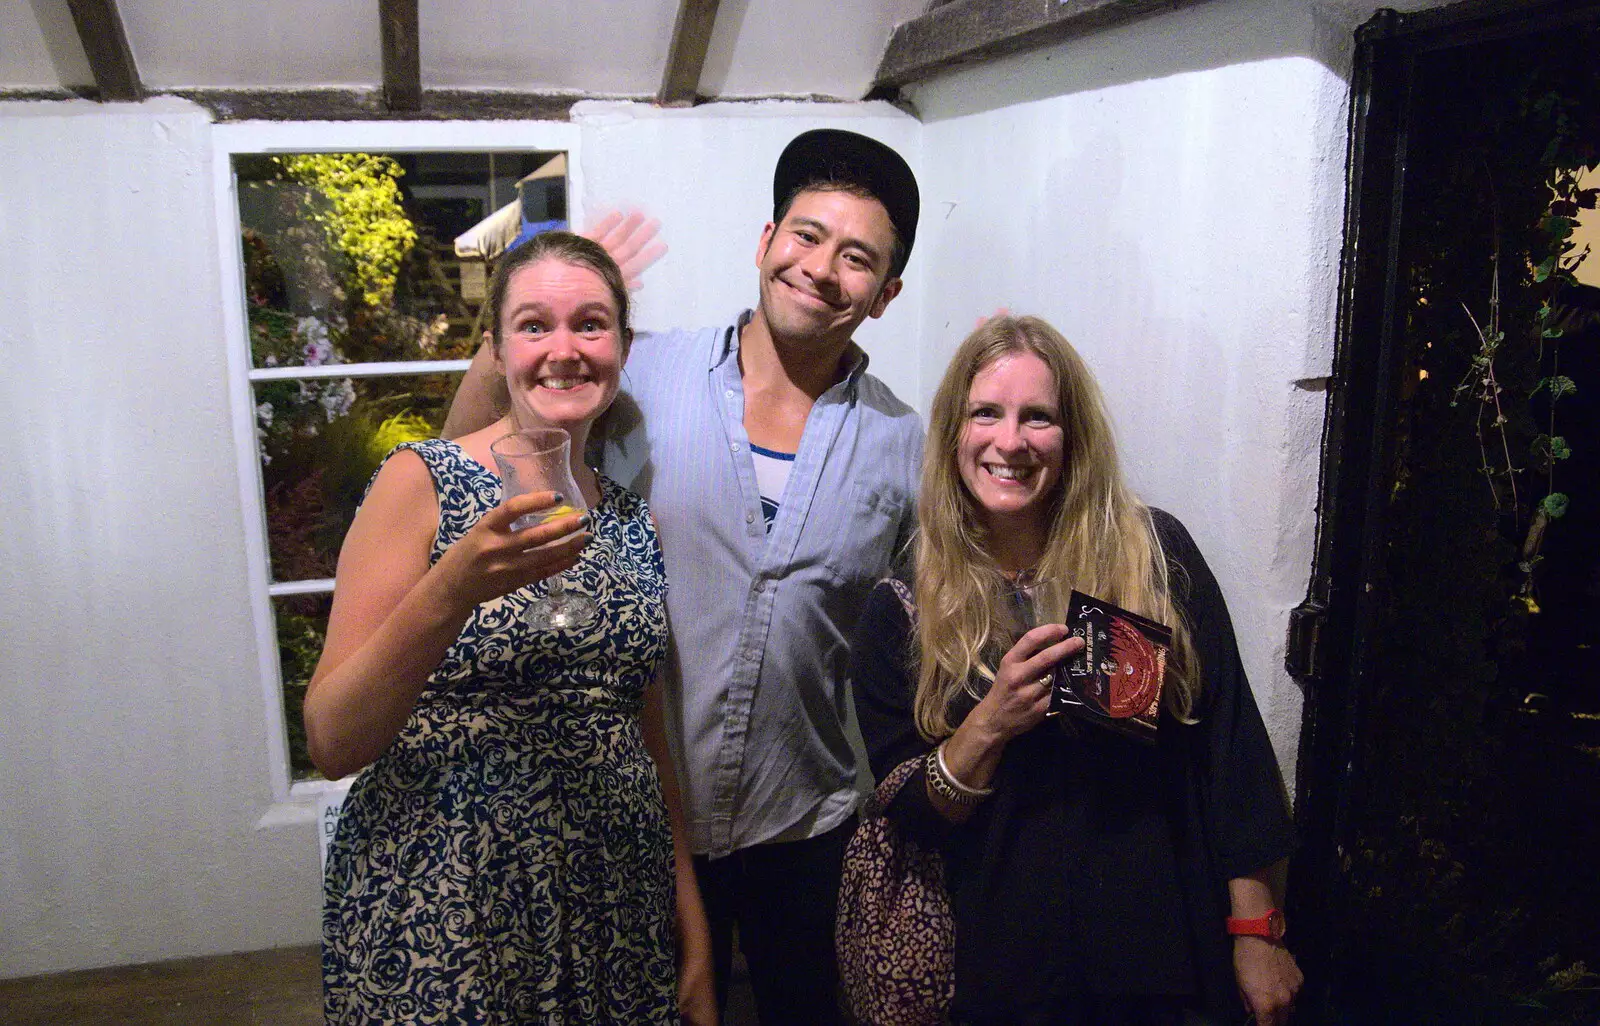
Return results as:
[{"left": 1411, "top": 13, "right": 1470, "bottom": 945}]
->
[{"left": 444, "top": 129, "right": 922, "bottom": 1024}]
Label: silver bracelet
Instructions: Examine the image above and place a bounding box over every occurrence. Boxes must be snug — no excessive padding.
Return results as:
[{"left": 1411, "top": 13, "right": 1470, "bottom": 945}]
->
[{"left": 925, "top": 741, "right": 995, "bottom": 806}]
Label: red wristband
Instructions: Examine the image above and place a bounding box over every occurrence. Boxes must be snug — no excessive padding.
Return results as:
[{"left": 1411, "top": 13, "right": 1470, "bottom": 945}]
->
[{"left": 1226, "top": 908, "right": 1286, "bottom": 941}]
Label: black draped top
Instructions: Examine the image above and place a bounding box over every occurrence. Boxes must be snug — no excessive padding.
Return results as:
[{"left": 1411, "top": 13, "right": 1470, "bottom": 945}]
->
[{"left": 849, "top": 510, "right": 1296, "bottom": 1024}]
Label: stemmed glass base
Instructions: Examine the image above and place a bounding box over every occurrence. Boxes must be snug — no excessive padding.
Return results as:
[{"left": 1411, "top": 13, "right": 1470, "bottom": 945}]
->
[{"left": 526, "top": 577, "right": 597, "bottom": 630}]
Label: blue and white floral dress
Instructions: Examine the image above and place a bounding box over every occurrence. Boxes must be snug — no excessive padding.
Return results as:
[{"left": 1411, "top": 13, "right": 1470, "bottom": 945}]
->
[{"left": 323, "top": 438, "right": 676, "bottom": 1025}]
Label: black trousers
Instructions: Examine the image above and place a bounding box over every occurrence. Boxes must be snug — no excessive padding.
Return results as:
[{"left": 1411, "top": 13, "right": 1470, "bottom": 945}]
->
[{"left": 693, "top": 816, "right": 857, "bottom": 1026}]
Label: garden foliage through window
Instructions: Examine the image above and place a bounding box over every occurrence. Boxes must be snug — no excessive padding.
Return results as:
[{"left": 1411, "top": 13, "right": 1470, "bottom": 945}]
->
[{"left": 235, "top": 150, "right": 564, "bottom": 778}]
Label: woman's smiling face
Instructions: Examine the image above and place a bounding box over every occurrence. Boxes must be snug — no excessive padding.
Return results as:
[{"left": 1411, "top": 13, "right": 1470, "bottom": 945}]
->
[
  {"left": 493, "top": 257, "right": 624, "bottom": 434},
  {"left": 957, "top": 350, "right": 1066, "bottom": 532}
]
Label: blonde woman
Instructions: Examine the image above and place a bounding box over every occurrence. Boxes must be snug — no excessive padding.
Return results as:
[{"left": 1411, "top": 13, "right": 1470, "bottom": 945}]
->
[{"left": 849, "top": 316, "right": 1301, "bottom": 1025}]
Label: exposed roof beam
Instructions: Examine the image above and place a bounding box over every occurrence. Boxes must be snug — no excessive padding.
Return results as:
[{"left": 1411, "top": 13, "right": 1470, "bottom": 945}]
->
[
  {"left": 64, "top": 0, "right": 142, "bottom": 102},
  {"left": 657, "top": 0, "right": 722, "bottom": 107},
  {"left": 874, "top": 0, "right": 1210, "bottom": 90},
  {"left": 380, "top": 0, "right": 422, "bottom": 112},
  {"left": 168, "top": 88, "right": 579, "bottom": 122}
]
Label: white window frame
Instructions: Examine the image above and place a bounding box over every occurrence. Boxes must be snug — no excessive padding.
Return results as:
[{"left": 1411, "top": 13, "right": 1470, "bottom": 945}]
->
[{"left": 212, "top": 120, "right": 585, "bottom": 815}]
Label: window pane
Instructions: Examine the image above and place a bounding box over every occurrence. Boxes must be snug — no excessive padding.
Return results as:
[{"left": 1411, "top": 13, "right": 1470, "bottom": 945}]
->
[
  {"left": 274, "top": 592, "right": 332, "bottom": 780},
  {"left": 255, "top": 371, "right": 464, "bottom": 584},
  {"left": 236, "top": 151, "right": 562, "bottom": 370},
  {"left": 236, "top": 149, "right": 561, "bottom": 790}
]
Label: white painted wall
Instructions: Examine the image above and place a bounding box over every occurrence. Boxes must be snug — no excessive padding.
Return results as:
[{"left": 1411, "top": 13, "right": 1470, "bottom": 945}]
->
[
  {"left": 700, "top": 0, "right": 928, "bottom": 100},
  {"left": 119, "top": 0, "right": 382, "bottom": 89},
  {"left": 0, "top": 97, "right": 320, "bottom": 977},
  {"left": 423, "top": 0, "right": 676, "bottom": 95},
  {"left": 0, "top": 0, "right": 90, "bottom": 89},
  {"left": 902, "top": 0, "right": 1374, "bottom": 783}
]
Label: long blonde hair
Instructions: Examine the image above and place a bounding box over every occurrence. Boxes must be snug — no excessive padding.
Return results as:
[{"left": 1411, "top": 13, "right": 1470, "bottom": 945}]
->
[{"left": 912, "top": 316, "right": 1199, "bottom": 740}]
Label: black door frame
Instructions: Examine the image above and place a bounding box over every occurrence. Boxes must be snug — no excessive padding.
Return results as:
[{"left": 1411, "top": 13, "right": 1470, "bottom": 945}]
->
[{"left": 1284, "top": 0, "right": 1600, "bottom": 1015}]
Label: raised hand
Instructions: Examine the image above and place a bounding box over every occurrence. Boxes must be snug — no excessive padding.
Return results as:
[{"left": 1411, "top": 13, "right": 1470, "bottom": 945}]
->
[
  {"left": 585, "top": 209, "right": 667, "bottom": 291},
  {"left": 971, "top": 624, "right": 1081, "bottom": 743},
  {"left": 430, "top": 490, "right": 591, "bottom": 612}
]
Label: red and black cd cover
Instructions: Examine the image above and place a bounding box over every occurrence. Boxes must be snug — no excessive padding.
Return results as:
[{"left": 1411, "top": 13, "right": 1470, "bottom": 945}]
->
[{"left": 1056, "top": 591, "right": 1172, "bottom": 743}]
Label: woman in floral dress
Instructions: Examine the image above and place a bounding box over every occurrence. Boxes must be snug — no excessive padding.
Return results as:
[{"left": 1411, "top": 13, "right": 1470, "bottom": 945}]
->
[{"left": 306, "top": 231, "right": 715, "bottom": 1025}]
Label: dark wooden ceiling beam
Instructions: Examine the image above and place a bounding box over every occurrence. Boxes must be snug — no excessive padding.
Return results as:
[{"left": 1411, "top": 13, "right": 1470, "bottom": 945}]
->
[
  {"left": 167, "top": 88, "right": 580, "bottom": 122},
  {"left": 658, "top": 0, "right": 722, "bottom": 107},
  {"left": 874, "top": 0, "right": 1211, "bottom": 90},
  {"left": 64, "top": 0, "right": 142, "bottom": 101},
  {"left": 380, "top": 0, "right": 422, "bottom": 112}
]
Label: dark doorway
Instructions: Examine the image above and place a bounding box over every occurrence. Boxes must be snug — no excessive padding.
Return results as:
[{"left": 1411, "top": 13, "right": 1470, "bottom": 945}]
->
[{"left": 1288, "top": 2, "right": 1600, "bottom": 1023}]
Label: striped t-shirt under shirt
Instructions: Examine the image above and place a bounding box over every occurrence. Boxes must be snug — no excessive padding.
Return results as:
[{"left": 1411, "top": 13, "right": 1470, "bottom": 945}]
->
[{"left": 750, "top": 443, "right": 795, "bottom": 531}]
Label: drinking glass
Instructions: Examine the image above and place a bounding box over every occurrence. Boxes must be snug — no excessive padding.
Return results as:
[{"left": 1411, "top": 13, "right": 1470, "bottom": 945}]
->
[
  {"left": 490, "top": 428, "right": 597, "bottom": 629},
  {"left": 1004, "top": 574, "right": 1071, "bottom": 715},
  {"left": 1004, "top": 573, "right": 1065, "bottom": 633}
]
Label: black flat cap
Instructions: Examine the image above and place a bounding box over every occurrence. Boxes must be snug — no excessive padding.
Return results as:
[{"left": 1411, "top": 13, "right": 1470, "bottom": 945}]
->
[{"left": 772, "top": 128, "right": 919, "bottom": 277}]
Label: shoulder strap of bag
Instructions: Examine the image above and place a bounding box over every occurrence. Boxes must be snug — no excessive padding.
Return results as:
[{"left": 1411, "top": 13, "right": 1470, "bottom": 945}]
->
[
  {"left": 884, "top": 577, "right": 916, "bottom": 623},
  {"left": 862, "top": 576, "right": 925, "bottom": 812},
  {"left": 866, "top": 755, "right": 924, "bottom": 816}
]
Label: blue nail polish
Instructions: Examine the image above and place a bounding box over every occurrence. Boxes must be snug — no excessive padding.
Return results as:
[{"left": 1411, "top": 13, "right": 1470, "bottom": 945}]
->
[{"left": 551, "top": 492, "right": 565, "bottom": 504}]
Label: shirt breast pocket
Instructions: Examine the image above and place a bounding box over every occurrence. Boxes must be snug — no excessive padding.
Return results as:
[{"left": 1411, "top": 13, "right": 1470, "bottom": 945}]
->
[{"left": 822, "top": 484, "right": 907, "bottom": 586}]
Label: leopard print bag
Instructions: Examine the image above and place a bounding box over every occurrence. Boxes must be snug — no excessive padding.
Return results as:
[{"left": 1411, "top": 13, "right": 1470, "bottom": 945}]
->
[{"left": 836, "top": 581, "right": 954, "bottom": 1026}]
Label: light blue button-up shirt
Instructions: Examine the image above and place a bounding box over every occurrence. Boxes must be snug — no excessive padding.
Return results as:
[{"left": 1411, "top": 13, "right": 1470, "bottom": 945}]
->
[{"left": 600, "top": 312, "right": 923, "bottom": 857}]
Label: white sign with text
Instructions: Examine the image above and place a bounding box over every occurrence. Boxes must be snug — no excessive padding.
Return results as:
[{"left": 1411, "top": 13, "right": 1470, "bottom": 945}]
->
[{"left": 317, "top": 783, "right": 352, "bottom": 871}]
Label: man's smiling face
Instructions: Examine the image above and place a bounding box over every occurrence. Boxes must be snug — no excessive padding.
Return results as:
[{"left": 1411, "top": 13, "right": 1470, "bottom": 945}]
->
[{"left": 753, "top": 188, "right": 903, "bottom": 351}]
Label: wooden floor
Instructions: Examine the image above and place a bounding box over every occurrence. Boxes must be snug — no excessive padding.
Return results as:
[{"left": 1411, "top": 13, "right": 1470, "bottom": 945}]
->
[
  {"left": 0, "top": 946, "right": 323, "bottom": 1026},
  {"left": 0, "top": 943, "right": 760, "bottom": 1025}
]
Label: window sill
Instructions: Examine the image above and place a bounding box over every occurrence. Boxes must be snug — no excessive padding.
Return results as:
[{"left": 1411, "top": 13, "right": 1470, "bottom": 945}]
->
[{"left": 255, "top": 775, "right": 353, "bottom": 829}]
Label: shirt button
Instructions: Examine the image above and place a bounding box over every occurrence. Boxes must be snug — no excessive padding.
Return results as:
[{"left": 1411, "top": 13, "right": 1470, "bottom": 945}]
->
[
  {"left": 745, "top": 512, "right": 755, "bottom": 524},
  {"left": 729, "top": 442, "right": 740, "bottom": 452},
  {"left": 725, "top": 389, "right": 735, "bottom": 398}
]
